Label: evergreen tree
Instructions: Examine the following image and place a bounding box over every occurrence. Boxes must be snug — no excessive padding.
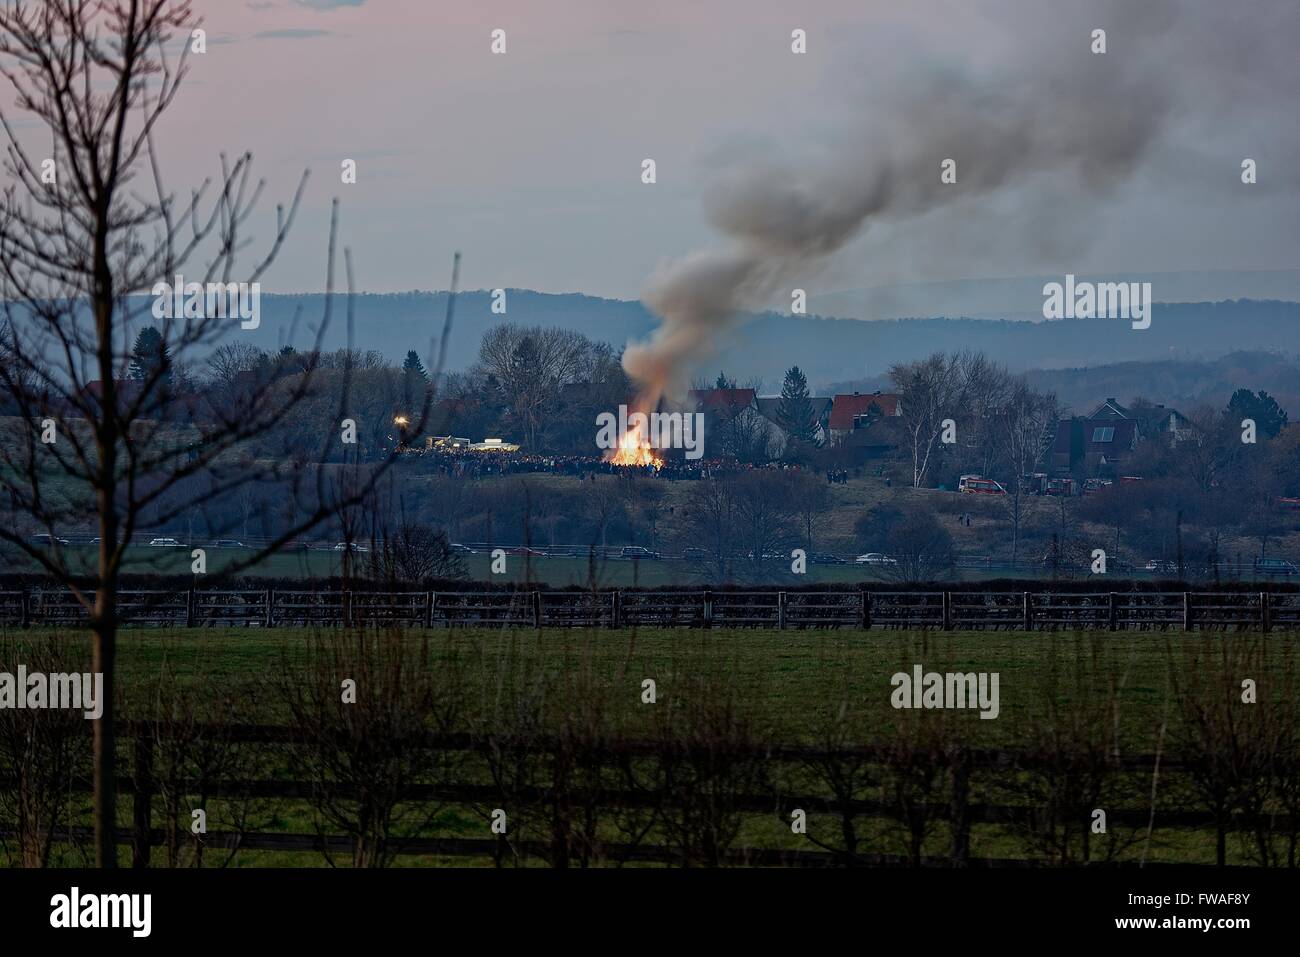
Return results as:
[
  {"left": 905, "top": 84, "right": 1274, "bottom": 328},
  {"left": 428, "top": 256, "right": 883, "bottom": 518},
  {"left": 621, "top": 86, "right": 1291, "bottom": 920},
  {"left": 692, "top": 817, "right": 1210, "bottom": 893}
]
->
[
  {"left": 714, "top": 370, "right": 735, "bottom": 390},
  {"left": 1226, "top": 388, "right": 1288, "bottom": 438},
  {"left": 403, "top": 350, "right": 429, "bottom": 380},
  {"left": 402, "top": 349, "right": 430, "bottom": 412},
  {"left": 776, "top": 365, "right": 817, "bottom": 444},
  {"left": 128, "top": 326, "right": 172, "bottom": 384}
]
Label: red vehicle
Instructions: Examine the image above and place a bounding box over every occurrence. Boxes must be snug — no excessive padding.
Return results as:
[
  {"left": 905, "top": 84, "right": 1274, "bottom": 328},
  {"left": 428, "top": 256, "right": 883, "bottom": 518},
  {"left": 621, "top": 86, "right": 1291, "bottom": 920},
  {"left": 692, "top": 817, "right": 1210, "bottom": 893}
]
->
[
  {"left": 1020, "top": 473, "right": 1049, "bottom": 495},
  {"left": 1046, "top": 477, "right": 1077, "bottom": 496},
  {"left": 958, "top": 474, "right": 1007, "bottom": 495},
  {"left": 1278, "top": 497, "right": 1300, "bottom": 511}
]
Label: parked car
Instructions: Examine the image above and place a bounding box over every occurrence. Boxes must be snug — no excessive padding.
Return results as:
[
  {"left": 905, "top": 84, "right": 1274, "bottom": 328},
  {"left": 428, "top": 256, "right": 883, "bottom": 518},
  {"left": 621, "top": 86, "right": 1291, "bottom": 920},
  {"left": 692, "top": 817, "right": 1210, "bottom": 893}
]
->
[
  {"left": 332, "top": 541, "right": 369, "bottom": 553},
  {"left": 33, "top": 533, "right": 71, "bottom": 546},
  {"left": 506, "top": 546, "right": 546, "bottom": 558},
  {"left": 212, "top": 539, "right": 245, "bottom": 549},
  {"left": 621, "top": 546, "right": 662, "bottom": 560},
  {"left": 148, "top": 537, "right": 183, "bottom": 547},
  {"left": 1255, "top": 558, "right": 1298, "bottom": 577},
  {"left": 811, "top": 553, "right": 847, "bottom": 565},
  {"left": 448, "top": 543, "right": 475, "bottom": 555},
  {"left": 681, "top": 546, "right": 708, "bottom": 561},
  {"left": 1144, "top": 559, "right": 1178, "bottom": 574},
  {"left": 855, "top": 552, "right": 897, "bottom": 566}
]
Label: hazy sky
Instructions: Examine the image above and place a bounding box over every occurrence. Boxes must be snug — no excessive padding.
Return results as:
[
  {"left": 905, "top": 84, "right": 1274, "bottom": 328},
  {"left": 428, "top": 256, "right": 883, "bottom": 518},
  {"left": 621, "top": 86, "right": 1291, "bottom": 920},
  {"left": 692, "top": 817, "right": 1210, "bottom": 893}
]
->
[{"left": 76, "top": 0, "right": 1300, "bottom": 300}]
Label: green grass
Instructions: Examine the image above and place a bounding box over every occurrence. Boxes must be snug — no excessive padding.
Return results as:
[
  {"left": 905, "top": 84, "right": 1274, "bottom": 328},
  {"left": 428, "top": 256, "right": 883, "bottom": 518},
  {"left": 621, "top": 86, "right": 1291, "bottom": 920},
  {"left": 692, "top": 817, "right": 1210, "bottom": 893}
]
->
[
  {"left": 9, "top": 624, "right": 1291, "bottom": 743},
  {"left": 5, "top": 625, "right": 1297, "bottom": 868}
]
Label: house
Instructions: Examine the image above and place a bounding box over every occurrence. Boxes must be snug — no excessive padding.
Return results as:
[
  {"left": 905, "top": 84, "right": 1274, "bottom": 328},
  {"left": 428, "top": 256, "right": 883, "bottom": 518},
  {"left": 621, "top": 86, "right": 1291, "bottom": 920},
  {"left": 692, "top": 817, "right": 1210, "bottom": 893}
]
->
[
  {"left": 836, "top": 415, "right": 904, "bottom": 464},
  {"left": 1130, "top": 402, "right": 1195, "bottom": 443},
  {"left": 1047, "top": 397, "right": 1146, "bottom": 477},
  {"left": 828, "top": 391, "right": 902, "bottom": 443},
  {"left": 687, "top": 388, "right": 757, "bottom": 419}
]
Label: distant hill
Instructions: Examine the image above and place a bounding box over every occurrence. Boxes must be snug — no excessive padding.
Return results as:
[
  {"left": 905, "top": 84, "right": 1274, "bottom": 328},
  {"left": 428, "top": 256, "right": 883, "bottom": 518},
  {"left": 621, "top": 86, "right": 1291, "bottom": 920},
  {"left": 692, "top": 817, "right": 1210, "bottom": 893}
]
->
[
  {"left": 152, "top": 290, "right": 1299, "bottom": 394},
  {"left": 808, "top": 269, "right": 1300, "bottom": 321},
  {"left": 1019, "top": 351, "right": 1300, "bottom": 417}
]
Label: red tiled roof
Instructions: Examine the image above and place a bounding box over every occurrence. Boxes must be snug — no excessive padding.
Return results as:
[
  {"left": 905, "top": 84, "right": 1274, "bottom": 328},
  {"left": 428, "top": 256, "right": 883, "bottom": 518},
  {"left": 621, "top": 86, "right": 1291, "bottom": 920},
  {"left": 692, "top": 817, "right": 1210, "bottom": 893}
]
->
[
  {"left": 829, "top": 393, "right": 900, "bottom": 431},
  {"left": 688, "top": 388, "right": 756, "bottom": 413}
]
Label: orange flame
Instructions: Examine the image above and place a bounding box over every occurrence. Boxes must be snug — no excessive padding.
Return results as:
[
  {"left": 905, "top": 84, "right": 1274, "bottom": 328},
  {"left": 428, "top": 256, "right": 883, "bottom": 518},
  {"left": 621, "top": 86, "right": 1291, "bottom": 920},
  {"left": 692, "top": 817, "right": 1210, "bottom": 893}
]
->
[{"left": 608, "top": 426, "right": 663, "bottom": 468}]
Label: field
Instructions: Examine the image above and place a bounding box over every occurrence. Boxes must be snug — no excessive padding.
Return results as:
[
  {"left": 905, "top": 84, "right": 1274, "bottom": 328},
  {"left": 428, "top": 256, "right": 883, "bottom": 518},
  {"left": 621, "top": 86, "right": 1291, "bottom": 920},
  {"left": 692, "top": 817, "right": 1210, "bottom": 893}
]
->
[
  {"left": 2, "top": 542, "right": 1289, "bottom": 587},
  {"left": 4, "top": 624, "right": 1299, "bottom": 868}
]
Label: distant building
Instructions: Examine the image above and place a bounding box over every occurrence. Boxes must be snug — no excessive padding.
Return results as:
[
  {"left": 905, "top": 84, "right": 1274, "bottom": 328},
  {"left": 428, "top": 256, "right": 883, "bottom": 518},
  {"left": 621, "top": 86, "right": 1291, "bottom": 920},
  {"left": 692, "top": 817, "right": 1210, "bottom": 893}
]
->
[
  {"left": 687, "top": 388, "right": 758, "bottom": 418},
  {"left": 829, "top": 391, "right": 901, "bottom": 444},
  {"left": 1046, "top": 396, "right": 1189, "bottom": 477}
]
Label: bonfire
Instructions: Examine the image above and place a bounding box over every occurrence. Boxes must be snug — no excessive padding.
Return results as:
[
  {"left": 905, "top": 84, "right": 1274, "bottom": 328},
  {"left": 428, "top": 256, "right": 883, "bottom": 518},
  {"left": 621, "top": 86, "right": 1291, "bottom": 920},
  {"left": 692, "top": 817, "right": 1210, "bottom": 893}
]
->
[{"left": 608, "top": 426, "right": 663, "bottom": 468}]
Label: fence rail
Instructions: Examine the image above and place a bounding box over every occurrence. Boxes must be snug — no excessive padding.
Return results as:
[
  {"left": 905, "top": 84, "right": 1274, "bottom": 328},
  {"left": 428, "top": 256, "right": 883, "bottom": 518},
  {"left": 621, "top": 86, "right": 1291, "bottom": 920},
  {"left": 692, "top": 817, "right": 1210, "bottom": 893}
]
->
[
  {"left": 7, "top": 723, "right": 1292, "bottom": 868},
  {"left": 3, "top": 587, "right": 1299, "bottom": 631}
]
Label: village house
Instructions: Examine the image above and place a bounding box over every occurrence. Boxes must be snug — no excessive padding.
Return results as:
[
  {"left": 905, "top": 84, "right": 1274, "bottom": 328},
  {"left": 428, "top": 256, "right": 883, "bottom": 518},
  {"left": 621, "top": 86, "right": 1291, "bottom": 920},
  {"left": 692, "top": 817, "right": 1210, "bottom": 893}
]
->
[
  {"left": 1046, "top": 397, "right": 1193, "bottom": 478},
  {"left": 828, "top": 391, "right": 902, "bottom": 445}
]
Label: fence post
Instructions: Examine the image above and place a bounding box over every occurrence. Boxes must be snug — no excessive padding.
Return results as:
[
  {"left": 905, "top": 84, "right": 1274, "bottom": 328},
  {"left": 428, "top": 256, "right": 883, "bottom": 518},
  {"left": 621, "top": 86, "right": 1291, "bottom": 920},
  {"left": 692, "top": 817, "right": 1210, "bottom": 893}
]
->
[
  {"left": 1108, "top": 592, "right": 1117, "bottom": 632},
  {"left": 185, "top": 587, "right": 196, "bottom": 628},
  {"left": 425, "top": 591, "right": 434, "bottom": 628},
  {"left": 1260, "top": 591, "right": 1270, "bottom": 633},
  {"left": 1022, "top": 591, "right": 1032, "bottom": 632},
  {"left": 703, "top": 589, "right": 713, "bottom": 629},
  {"left": 533, "top": 590, "right": 542, "bottom": 629},
  {"left": 611, "top": 590, "right": 620, "bottom": 629},
  {"left": 778, "top": 591, "right": 786, "bottom": 629},
  {"left": 942, "top": 592, "right": 952, "bottom": 630},
  {"left": 343, "top": 590, "right": 353, "bottom": 627},
  {"left": 1182, "top": 591, "right": 1192, "bottom": 631},
  {"left": 132, "top": 732, "right": 153, "bottom": 869},
  {"left": 949, "top": 748, "right": 971, "bottom": 866},
  {"left": 20, "top": 587, "right": 29, "bottom": 628},
  {"left": 265, "top": 588, "right": 274, "bottom": 628}
]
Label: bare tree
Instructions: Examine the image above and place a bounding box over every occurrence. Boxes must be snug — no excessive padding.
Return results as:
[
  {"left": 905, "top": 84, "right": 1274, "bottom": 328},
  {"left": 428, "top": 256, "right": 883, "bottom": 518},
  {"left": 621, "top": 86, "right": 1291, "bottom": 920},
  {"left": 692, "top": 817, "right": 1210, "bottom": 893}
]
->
[
  {"left": 1001, "top": 382, "right": 1058, "bottom": 563},
  {"left": 0, "top": 2, "right": 456, "bottom": 866},
  {"left": 678, "top": 475, "right": 739, "bottom": 582},
  {"left": 476, "top": 324, "right": 587, "bottom": 450},
  {"left": 890, "top": 352, "right": 968, "bottom": 488}
]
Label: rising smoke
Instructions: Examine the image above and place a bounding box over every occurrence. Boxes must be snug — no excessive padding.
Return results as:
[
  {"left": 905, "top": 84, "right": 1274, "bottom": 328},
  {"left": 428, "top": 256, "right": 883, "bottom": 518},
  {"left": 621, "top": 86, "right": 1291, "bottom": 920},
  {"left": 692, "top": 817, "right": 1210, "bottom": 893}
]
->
[{"left": 622, "top": 0, "right": 1292, "bottom": 405}]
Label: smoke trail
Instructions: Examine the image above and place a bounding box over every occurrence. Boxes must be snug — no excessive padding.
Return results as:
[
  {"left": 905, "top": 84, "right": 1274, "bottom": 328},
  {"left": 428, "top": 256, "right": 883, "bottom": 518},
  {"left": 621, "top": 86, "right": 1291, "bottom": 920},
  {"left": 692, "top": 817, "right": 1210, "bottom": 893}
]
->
[{"left": 623, "top": 0, "right": 1264, "bottom": 403}]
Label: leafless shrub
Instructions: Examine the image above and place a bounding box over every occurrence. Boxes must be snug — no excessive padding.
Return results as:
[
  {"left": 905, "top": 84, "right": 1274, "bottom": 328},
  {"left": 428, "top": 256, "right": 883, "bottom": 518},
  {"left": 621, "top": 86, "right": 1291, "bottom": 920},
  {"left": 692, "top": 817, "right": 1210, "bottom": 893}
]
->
[
  {"left": 272, "top": 628, "right": 465, "bottom": 867},
  {"left": 645, "top": 665, "right": 772, "bottom": 867},
  {"left": 994, "top": 636, "right": 1143, "bottom": 865},
  {"left": 1166, "top": 635, "right": 1292, "bottom": 866},
  {"left": 0, "top": 633, "right": 90, "bottom": 867},
  {"left": 122, "top": 652, "right": 263, "bottom": 868}
]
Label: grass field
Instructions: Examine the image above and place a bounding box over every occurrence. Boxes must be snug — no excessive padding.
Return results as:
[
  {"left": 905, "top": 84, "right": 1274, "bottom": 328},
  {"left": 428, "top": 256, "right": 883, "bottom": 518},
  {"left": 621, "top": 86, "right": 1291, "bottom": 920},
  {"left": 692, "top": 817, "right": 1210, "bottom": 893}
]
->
[
  {"left": 5, "top": 542, "right": 1283, "bottom": 586},
  {"left": 4, "top": 625, "right": 1298, "bottom": 867}
]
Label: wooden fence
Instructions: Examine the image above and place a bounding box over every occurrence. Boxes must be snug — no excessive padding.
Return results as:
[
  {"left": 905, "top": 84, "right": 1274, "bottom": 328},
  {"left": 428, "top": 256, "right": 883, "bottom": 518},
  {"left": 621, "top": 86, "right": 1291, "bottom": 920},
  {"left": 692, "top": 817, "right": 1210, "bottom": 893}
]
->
[
  {"left": 4, "top": 586, "right": 1299, "bottom": 630},
  {"left": 4, "top": 722, "right": 1294, "bottom": 868}
]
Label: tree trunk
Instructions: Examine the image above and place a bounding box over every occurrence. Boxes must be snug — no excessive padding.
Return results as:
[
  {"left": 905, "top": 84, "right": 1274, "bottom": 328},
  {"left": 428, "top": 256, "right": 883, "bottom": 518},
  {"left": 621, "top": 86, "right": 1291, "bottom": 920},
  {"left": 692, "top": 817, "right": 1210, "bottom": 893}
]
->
[
  {"left": 94, "top": 246, "right": 119, "bottom": 867},
  {"left": 92, "top": 598, "right": 118, "bottom": 867}
]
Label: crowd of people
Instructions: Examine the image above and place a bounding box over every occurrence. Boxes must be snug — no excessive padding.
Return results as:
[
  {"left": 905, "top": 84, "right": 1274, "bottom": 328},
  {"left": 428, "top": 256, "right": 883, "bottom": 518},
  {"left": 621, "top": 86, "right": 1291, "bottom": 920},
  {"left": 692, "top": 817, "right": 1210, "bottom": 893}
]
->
[{"left": 399, "top": 446, "right": 816, "bottom": 483}]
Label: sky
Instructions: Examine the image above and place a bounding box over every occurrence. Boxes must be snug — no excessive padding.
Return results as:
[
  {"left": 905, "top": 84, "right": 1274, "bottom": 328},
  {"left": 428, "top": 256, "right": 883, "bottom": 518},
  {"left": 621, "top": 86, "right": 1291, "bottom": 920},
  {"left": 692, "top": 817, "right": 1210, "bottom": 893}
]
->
[{"left": 20, "top": 0, "right": 1300, "bottom": 302}]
